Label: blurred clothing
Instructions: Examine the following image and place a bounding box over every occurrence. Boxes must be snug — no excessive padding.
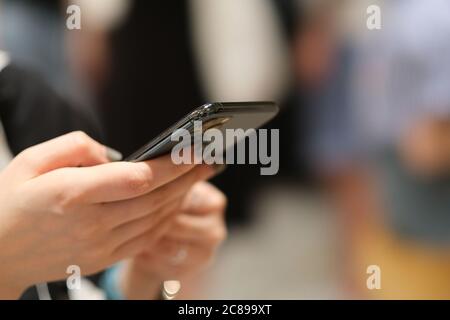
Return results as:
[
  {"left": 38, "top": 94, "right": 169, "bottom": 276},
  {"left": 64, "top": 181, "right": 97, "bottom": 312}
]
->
[
  {"left": 0, "top": 64, "right": 101, "bottom": 153},
  {"left": 354, "top": 0, "right": 450, "bottom": 146},
  {"left": 304, "top": 45, "right": 360, "bottom": 174},
  {"left": 190, "top": 0, "right": 290, "bottom": 102},
  {"left": 0, "top": 0, "right": 92, "bottom": 109},
  {"left": 0, "top": 1, "right": 67, "bottom": 96},
  {"left": 375, "top": 149, "right": 450, "bottom": 244},
  {"left": 97, "top": 1, "right": 203, "bottom": 156},
  {"left": 353, "top": 0, "right": 450, "bottom": 244}
]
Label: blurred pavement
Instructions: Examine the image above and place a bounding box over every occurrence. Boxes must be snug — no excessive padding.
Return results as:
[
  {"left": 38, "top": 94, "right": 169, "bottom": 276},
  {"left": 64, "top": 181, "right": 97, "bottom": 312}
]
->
[{"left": 203, "top": 184, "right": 342, "bottom": 299}]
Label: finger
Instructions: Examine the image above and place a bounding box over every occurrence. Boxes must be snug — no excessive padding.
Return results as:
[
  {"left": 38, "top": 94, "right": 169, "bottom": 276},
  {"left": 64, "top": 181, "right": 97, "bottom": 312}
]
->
[
  {"left": 109, "top": 208, "right": 178, "bottom": 261},
  {"left": 11, "top": 131, "right": 110, "bottom": 179},
  {"left": 180, "top": 181, "right": 227, "bottom": 215},
  {"left": 100, "top": 164, "right": 215, "bottom": 228},
  {"left": 150, "top": 238, "right": 213, "bottom": 270},
  {"left": 31, "top": 154, "right": 201, "bottom": 204},
  {"left": 108, "top": 197, "right": 181, "bottom": 250},
  {"left": 85, "top": 154, "right": 199, "bottom": 202},
  {"left": 164, "top": 213, "right": 227, "bottom": 244}
]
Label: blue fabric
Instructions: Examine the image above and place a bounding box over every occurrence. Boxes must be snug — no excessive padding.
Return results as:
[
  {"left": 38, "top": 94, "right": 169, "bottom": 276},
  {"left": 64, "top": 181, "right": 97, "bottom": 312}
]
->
[{"left": 99, "top": 265, "right": 125, "bottom": 300}]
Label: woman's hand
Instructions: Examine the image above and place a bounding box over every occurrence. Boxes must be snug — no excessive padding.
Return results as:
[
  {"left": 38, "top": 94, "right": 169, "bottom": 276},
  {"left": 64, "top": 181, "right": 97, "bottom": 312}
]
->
[
  {"left": 0, "top": 131, "right": 215, "bottom": 299},
  {"left": 119, "top": 181, "right": 227, "bottom": 300}
]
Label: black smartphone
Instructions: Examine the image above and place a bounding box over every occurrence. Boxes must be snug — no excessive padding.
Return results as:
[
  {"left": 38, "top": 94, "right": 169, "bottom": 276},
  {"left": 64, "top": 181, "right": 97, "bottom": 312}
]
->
[{"left": 125, "top": 101, "right": 279, "bottom": 162}]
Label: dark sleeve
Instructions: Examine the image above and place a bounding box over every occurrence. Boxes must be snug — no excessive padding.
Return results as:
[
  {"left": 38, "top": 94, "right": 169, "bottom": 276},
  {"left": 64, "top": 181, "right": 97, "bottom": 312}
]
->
[{"left": 0, "top": 64, "right": 103, "bottom": 155}]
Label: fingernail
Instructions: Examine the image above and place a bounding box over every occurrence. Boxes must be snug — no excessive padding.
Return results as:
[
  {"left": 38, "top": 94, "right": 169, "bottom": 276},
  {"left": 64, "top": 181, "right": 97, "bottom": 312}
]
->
[
  {"left": 212, "top": 163, "right": 227, "bottom": 175},
  {"left": 163, "top": 280, "right": 181, "bottom": 300},
  {"left": 105, "top": 146, "right": 123, "bottom": 162}
]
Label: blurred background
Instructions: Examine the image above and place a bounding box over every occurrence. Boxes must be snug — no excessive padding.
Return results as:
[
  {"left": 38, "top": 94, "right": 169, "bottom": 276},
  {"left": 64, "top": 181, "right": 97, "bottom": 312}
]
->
[{"left": 3, "top": 0, "right": 450, "bottom": 299}]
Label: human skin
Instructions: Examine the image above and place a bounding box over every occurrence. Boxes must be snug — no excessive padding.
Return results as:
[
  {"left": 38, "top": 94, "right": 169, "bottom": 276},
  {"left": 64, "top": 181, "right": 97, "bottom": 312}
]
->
[
  {"left": 119, "top": 181, "right": 227, "bottom": 299},
  {"left": 400, "top": 118, "right": 450, "bottom": 176},
  {"left": 0, "top": 131, "right": 215, "bottom": 299}
]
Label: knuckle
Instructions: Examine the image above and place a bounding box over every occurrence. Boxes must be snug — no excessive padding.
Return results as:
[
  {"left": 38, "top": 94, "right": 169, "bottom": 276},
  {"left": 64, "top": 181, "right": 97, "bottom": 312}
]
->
[
  {"left": 70, "top": 130, "right": 90, "bottom": 140},
  {"left": 215, "top": 191, "right": 227, "bottom": 209},
  {"left": 125, "top": 165, "right": 153, "bottom": 194},
  {"left": 202, "top": 183, "right": 227, "bottom": 210},
  {"left": 54, "top": 187, "right": 83, "bottom": 214},
  {"left": 14, "top": 148, "right": 34, "bottom": 167},
  {"left": 209, "top": 225, "right": 227, "bottom": 244},
  {"left": 54, "top": 189, "right": 76, "bottom": 215},
  {"left": 69, "top": 131, "right": 93, "bottom": 155}
]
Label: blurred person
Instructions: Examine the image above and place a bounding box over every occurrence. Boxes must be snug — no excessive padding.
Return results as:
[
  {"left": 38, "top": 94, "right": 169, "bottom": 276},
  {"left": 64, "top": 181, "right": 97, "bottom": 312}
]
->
[
  {"left": 292, "top": 0, "right": 370, "bottom": 297},
  {"left": 349, "top": 0, "right": 450, "bottom": 299},
  {"left": 0, "top": 0, "right": 64, "bottom": 86},
  {"left": 0, "top": 0, "right": 90, "bottom": 106},
  {"left": 293, "top": 0, "right": 450, "bottom": 299},
  {"left": 0, "top": 55, "right": 226, "bottom": 299}
]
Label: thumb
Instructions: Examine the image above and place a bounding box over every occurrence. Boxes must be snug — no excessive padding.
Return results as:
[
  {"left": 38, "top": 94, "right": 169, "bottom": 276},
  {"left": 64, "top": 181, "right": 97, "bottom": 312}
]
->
[{"left": 11, "top": 131, "right": 122, "bottom": 178}]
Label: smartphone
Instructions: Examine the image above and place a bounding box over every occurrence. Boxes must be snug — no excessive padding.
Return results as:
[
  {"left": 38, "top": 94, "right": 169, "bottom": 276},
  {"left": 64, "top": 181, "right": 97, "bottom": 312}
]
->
[{"left": 125, "top": 101, "right": 279, "bottom": 162}]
